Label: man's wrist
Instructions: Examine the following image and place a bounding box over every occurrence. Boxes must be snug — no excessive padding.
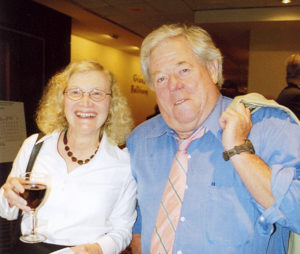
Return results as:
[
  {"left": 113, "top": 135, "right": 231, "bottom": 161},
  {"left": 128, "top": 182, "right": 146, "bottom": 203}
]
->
[{"left": 223, "top": 139, "right": 255, "bottom": 161}]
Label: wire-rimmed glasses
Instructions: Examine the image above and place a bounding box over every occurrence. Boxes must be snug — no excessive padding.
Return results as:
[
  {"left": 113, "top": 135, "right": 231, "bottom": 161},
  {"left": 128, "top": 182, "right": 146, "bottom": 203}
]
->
[{"left": 64, "top": 87, "right": 112, "bottom": 102}]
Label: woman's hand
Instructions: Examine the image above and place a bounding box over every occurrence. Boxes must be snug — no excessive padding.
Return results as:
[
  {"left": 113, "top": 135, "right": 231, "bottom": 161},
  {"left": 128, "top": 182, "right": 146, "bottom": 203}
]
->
[
  {"left": 2, "top": 176, "right": 31, "bottom": 212},
  {"left": 70, "top": 243, "right": 103, "bottom": 254}
]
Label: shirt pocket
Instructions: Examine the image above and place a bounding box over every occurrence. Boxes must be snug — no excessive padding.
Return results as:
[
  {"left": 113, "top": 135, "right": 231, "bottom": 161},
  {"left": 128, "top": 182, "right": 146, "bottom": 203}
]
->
[{"left": 205, "top": 185, "right": 254, "bottom": 247}]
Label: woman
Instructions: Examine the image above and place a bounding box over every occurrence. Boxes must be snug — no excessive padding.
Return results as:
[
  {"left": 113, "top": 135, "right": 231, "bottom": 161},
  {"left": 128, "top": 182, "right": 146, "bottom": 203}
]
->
[{"left": 0, "top": 60, "right": 137, "bottom": 254}]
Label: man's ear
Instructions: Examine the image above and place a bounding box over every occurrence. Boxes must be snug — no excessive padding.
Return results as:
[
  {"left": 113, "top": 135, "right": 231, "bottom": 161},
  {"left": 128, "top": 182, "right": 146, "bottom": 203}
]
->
[
  {"left": 149, "top": 77, "right": 157, "bottom": 91},
  {"left": 207, "top": 59, "right": 219, "bottom": 84},
  {"left": 149, "top": 83, "right": 155, "bottom": 91}
]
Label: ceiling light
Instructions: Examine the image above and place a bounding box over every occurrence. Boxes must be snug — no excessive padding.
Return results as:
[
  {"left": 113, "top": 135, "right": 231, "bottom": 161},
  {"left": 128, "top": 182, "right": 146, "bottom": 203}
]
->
[
  {"left": 98, "top": 34, "right": 113, "bottom": 40},
  {"left": 127, "top": 7, "right": 144, "bottom": 12},
  {"left": 130, "top": 46, "right": 140, "bottom": 51},
  {"left": 97, "top": 34, "right": 119, "bottom": 40},
  {"left": 282, "top": 0, "right": 291, "bottom": 3},
  {"left": 122, "top": 46, "right": 140, "bottom": 53},
  {"left": 110, "top": 34, "right": 119, "bottom": 39}
]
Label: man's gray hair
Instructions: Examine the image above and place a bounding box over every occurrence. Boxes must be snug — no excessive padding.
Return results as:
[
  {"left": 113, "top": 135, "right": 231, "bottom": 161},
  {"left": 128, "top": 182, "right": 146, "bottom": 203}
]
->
[{"left": 140, "top": 23, "right": 223, "bottom": 87}]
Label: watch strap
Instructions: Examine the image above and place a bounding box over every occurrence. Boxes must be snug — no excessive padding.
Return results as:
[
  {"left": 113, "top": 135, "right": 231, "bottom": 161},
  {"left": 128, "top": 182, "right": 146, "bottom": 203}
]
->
[{"left": 222, "top": 139, "right": 255, "bottom": 161}]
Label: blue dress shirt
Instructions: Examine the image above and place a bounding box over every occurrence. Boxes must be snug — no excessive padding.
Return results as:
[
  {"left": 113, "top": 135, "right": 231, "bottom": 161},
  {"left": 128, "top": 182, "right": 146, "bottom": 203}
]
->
[{"left": 127, "top": 96, "right": 300, "bottom": 254}]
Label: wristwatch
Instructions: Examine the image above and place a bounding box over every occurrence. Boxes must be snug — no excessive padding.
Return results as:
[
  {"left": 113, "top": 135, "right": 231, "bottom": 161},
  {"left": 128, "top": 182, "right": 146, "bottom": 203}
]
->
[{"left": 222, "top": 139, "right": 255, "bottom": 161}]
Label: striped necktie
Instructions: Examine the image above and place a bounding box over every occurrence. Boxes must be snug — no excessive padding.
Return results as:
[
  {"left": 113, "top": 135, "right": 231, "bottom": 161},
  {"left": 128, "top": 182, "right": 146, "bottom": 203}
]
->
[{"left": 150, "top": 126, "right": 206, "bottom": 253}]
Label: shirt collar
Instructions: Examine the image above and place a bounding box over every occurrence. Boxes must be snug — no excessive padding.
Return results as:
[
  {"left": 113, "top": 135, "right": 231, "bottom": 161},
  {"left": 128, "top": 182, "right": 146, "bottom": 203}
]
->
[
  {"left": 144, "top": 115, "right": 172, "bottom": 138},
  {"left": 35, "top": 131, "right": 60, "bottom": 144},
  {"left": 201, "top": 95, "right": 231, "bottom": 138}
]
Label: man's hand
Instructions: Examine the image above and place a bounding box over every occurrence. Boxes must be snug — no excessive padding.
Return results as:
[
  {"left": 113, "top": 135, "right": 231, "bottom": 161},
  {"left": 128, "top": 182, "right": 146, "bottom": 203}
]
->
[{"left": 219, "top": 102, "right": 252, "bottom": 150}]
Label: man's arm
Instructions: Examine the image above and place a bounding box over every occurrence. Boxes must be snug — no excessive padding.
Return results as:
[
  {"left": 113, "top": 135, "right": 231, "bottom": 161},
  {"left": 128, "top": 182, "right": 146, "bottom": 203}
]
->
[
  {"left": 228, "top": 151, "right": 274, "bottom": 208},
  {"left": 219, "top": 102, "right": 275, "bottom": 209}
]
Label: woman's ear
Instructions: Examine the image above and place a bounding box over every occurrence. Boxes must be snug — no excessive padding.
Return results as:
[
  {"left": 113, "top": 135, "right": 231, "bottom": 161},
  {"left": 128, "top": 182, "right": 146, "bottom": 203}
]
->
[{"left": 207, "top": 59, "right": 219, "bottom": 84}]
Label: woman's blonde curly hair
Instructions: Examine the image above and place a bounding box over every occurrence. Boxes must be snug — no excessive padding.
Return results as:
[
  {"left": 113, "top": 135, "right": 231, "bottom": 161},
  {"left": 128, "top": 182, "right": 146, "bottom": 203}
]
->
[{"left": 36, "top": 60, "right": 134, "bottom": 146}]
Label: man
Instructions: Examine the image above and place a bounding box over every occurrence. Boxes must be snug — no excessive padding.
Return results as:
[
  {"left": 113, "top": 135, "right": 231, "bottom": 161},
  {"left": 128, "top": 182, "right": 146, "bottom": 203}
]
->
[
  {"left": 277, "top": 53, "right": 300, "bottom": 119},
  {"left": 127, "top": 24, "right": 300, "bottom": 253}
]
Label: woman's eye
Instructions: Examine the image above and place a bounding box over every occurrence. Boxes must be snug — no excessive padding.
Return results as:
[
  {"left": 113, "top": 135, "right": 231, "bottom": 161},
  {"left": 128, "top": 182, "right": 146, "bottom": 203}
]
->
[
  {"left": 71, "top": 90, "right": 81, "bottom": 95},
  {"left": 92, "top": 91, "right": 101, "bottom": 96}
]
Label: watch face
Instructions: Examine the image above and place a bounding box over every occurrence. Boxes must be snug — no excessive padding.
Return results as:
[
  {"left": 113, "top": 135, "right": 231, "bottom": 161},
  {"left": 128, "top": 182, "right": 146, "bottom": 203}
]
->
[
  {"left": 245, "top": 139, "right": 255, "bottom": 154},
  {"left": 222, "top": 152, "right": 229, "bottom": 161}
]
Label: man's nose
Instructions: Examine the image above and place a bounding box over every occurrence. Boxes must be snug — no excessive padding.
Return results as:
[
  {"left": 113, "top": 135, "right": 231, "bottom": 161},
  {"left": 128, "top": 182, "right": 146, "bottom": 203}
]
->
[{"left": 168, "top": 74, "right": 184, "bottom": 91}]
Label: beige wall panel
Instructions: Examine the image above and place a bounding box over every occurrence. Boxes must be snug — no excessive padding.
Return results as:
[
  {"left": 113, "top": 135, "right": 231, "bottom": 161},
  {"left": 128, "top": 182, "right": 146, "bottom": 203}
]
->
[{"left": 248, "top": 27, "right": 300, "bottom": 99}]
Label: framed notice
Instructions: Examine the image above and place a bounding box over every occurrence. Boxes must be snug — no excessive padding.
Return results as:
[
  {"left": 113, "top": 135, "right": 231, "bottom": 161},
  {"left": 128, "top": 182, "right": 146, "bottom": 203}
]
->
[{"left": 0, "top": 100, "right": 26, "bottom": 163}]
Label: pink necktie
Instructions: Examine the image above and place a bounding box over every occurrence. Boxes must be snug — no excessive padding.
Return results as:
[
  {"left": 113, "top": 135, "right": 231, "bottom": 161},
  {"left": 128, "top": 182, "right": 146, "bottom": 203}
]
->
[{"left": 150, "top": 126, "right": 206, "bottom": 254}]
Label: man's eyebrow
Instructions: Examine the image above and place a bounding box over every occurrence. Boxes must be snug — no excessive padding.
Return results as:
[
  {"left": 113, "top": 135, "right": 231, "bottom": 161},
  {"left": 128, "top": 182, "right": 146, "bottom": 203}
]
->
[
  {"left": 150, "top": 61, "right": 191, "bottom": 76},
  {"left": 176, "top": 61, "right": 192, "bottom": 67},
  {"left": 150, "top": 70, "right": 163, "bottom": 77},
  {"left": 177, "top": 61, "right": 187, "bottom": 65}
]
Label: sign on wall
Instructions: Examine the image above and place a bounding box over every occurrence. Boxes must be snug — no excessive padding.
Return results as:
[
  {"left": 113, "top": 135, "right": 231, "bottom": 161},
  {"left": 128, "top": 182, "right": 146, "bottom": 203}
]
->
[
  {"left": 131, "top": 74, "right": 149, "bottom": 95},
  {"left": 0, "top": 100, "right": 26, "bottom": 163}
]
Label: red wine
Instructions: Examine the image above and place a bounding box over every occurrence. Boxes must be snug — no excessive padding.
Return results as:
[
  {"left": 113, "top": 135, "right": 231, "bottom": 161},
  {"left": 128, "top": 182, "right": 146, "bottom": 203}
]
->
[{"left": 20, "top": 183, "right": 47, "bottom": 209}]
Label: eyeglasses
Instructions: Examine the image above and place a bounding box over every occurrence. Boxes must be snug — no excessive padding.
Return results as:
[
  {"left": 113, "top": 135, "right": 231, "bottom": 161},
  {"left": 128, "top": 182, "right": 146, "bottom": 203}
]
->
[{"left": 64, "top": 88, "right": 112, "bottom": 102}]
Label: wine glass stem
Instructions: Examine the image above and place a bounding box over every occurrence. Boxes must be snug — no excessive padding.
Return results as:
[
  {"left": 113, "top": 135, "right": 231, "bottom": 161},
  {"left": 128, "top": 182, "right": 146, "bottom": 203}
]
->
[{"left": 31, "top": 210, "right": 37, "bottom": 236}]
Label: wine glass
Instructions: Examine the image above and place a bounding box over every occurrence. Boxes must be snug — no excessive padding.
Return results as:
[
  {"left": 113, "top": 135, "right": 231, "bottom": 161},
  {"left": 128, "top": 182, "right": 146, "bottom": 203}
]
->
[{"left": 19, "top": 171, "right": 49, "bottom": 243}]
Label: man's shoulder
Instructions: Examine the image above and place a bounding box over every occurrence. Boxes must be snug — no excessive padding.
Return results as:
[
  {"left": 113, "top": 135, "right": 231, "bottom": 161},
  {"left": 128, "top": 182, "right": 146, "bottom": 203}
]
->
[
  {"left": 128, "top": 115, "right": 164, "bottom": 141},
  {"left": 279, "top": 85, "right": 300, "bottom": 96},
  {"left": 252, "top": 106, "right": 298, "bottom": 126}
]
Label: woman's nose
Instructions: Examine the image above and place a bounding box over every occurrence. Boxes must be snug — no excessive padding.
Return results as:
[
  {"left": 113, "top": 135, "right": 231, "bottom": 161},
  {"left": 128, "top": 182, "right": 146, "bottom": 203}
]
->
[{"left": 79, "top": 92, "right": 93, "bottom": 105}]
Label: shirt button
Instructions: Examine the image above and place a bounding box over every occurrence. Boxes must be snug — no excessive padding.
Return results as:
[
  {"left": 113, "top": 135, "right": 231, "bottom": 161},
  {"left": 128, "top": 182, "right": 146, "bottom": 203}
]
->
[
  {"left": 187, "top": 154, "right": 191, "bottom": 159},
  {"left": 177, "top": 251, "right": 182, "bottom": 254},
  {"left": 185, "top": 185, "right": 188, "bottom": 190},
  {"left": 259, "top": 216, "right": 265, "bottom": 222},
  {"left": 180, "top": 216, "right": 185, "bottom": 222}
]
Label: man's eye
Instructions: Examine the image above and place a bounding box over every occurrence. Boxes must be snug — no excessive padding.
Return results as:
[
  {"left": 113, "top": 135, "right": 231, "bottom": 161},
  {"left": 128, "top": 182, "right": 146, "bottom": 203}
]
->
[
  {"left": 181, "top": 68, "right": 190, "bottom": 73},
  {"left": 158, "top": 77, "right": 165, "bottom": 83},
  {"left": 156, "top": 76, "right": 167, "bottom": 86}
]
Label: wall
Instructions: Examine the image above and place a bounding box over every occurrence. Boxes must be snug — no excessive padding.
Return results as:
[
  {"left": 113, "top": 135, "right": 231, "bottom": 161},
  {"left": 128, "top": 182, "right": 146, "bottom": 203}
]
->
[
  {"left": 71, "top": 35, "right": 157, "bottom": 126},
  {"left": 248, "top": 26, "right": 300, "bottom": 99},
  {"left": 0, "top": 0, "right": 71, "bottom": 135},
  {"left": 0, "top": 0, "right": 71, "bottom": 179},
  {"left": 0, "top": 1, "right": 71, "bottom": 252}
]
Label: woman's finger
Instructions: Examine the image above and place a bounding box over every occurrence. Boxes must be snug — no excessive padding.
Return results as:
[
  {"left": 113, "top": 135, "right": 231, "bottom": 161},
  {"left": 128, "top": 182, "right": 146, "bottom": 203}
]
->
[{"left": 2, "top": 178, "right": 30, "bottom": 211}]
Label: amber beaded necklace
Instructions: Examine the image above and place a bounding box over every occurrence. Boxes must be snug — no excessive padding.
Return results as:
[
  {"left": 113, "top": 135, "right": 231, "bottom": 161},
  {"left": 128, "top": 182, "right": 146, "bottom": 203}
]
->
[{"left": 63, "top": 130, "right": 100, "bottom": 165}]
